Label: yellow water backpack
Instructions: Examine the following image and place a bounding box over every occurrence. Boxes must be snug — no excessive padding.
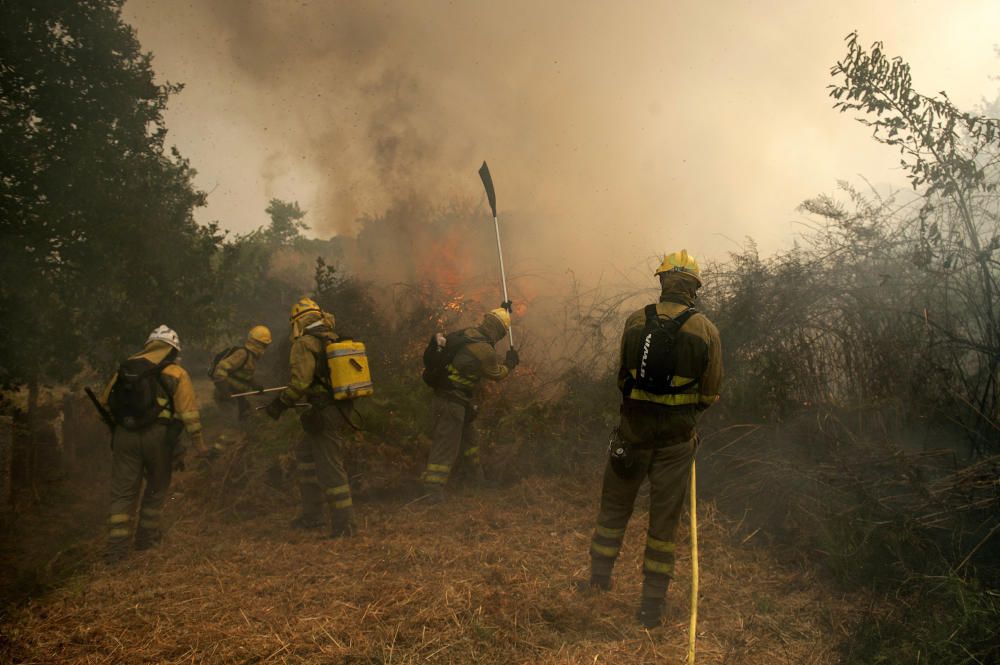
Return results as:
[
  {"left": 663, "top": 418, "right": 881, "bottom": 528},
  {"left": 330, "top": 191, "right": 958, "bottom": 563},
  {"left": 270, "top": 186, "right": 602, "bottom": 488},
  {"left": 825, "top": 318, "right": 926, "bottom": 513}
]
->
[{"left": 325, "top": 339, "right": 374, "bottom": 400}]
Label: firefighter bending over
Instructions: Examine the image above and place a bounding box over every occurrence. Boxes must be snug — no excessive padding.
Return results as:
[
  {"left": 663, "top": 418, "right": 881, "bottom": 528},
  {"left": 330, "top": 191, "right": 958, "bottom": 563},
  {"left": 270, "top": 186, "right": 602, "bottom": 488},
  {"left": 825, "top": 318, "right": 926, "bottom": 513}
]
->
[
  {"left": 421, "top": 307, "right": 519, "bottom": 501},
  {"left": 210, "top": 324, "right": 272, "bottom": 434},
  {"left": 583, "top": 250, "right": 723, "bottom": 628}
]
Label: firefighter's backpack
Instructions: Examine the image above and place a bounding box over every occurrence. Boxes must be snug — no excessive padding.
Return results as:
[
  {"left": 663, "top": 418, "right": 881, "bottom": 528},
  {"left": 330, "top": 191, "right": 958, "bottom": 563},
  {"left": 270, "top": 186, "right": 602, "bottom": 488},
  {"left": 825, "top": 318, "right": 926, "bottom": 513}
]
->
[
  {"left": 633, "top": 305, "right": 699, "bottom": 395},
  {"left": 421, "top": 331, "right": 472, "bottom": 388},
  {"left": 207, "top": 346, "right": 246, "bottom": 379},
  {"left": 325, "top": 339, "right": 374, "bottom": 400},
  {"left": 107, "top": 358, "right": 171, "bottom": 430}
]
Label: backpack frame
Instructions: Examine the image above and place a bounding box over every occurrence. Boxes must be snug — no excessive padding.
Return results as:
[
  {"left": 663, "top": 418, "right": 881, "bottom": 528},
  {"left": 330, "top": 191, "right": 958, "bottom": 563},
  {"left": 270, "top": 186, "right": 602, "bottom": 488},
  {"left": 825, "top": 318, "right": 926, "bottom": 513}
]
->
[{"left": 632, "top": 304, "right": 699, "bottom": 396}]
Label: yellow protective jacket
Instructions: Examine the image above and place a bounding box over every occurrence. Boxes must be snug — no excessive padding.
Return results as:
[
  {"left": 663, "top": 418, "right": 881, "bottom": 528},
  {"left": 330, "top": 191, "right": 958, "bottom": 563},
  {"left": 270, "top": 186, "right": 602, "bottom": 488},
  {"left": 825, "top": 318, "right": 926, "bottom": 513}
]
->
[
  {"left": 212, "top": 345, "right": 261, "bottom": 393},
  {"left": 101, "top": 341, "right": 203, "bottom": 437},
  {"left": 442, "top": 326, "right": 509, "bottom": 399},
  {"left": 279, "top": 321, "right": 337, "bottom": 406},
  {"left": 617, "top": 287, "right": 722, "bottom": 447}
]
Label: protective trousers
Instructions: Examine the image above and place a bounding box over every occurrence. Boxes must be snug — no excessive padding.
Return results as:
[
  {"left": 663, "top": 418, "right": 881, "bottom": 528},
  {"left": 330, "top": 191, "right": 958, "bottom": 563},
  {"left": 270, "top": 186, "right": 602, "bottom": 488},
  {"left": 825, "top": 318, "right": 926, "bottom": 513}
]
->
[
  {"left": 214, "top": 386, "right": 251, "bottom": 424},
  {"left": 422, "top": 393, "right": 480, "bottom": 491},
  {"left": 211, "top": 388, "right": 251, "bottom": 457},
  {"left": 294, "top": 401, "right": 357, "bottom": 535},
  {"left": 106, "top": 423, "right": 175, "bottom": 558},
  {"left": 221, "top": 397, "right": 251, "bottom": 437},
  {"left": 590, "top": 436, "right": 696, "bottom": 603}
]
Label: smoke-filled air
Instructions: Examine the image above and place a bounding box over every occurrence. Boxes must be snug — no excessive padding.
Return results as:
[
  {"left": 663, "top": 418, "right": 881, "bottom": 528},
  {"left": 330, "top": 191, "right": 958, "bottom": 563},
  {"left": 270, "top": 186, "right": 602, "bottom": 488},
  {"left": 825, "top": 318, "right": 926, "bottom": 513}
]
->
[{"left": 2, "top": 1, "right": 1000, "bottom": 663}]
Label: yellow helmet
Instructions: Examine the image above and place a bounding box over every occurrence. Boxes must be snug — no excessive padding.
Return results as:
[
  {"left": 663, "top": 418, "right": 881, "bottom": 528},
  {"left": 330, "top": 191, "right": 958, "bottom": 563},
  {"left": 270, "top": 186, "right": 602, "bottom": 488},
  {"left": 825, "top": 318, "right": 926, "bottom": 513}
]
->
[
  {"left": 485, "top": 307, "right": 511, "bottom": 330},
  {"left": 289, "top": 296, "right": 321, "bottom": 322},
  {"left": 248, "top": 325, "right": 272, "bottom": 346},
  {"left": 654, "top": 249, "right": 702, "bottom": 286}
]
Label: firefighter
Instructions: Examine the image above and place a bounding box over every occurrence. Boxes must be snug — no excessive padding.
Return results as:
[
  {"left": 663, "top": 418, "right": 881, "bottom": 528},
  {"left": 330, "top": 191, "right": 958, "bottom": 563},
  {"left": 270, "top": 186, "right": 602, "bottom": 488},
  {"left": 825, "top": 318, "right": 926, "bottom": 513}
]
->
[
  {"left": 421, "top": 307, "right": 519, "bottom": 500},
  {"left": 264, "top": 297, "right": 358, "bottom": 538},
  {"left": 211, "top": 325, "right": 272, "bottom": 429},
  {"left": 583, "top": 250, "right": 723, "bottom": 628},
  {"left": 100, "top": 325, "right": 205, "bottom": 562}
]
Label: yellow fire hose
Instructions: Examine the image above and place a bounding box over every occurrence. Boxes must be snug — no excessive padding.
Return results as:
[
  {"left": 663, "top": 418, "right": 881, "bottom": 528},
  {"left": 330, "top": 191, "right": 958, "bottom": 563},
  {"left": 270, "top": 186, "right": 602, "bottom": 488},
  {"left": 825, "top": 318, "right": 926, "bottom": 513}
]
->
[{"left": 687, "top": 459, "right": 698, "bottom": 665}]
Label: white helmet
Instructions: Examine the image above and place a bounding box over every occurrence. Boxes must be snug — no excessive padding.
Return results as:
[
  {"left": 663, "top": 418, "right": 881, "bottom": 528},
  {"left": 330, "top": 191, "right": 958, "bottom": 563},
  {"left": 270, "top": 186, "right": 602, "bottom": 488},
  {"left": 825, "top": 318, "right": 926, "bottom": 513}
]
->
[{"left": 146, "top": 325, "right": 181, "bottom": 352}]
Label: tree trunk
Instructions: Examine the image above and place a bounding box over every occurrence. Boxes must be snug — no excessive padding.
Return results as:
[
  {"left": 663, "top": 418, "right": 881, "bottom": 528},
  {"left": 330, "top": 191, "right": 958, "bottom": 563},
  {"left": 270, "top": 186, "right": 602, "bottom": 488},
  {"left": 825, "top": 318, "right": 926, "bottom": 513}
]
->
[
  {"left": 0, "top": 416, "right": 13, "bottom": 513},
  {"left": 26, "top": 375, "right": 39, "bottom": 498},
  {"left": 60, "top": 392, "right": 75, "bottom": 468}
]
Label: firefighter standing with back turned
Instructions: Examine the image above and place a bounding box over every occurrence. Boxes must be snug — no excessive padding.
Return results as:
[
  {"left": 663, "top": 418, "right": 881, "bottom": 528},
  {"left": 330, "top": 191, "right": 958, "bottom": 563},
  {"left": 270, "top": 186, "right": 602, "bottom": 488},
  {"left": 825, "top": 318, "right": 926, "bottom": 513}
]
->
[
  {"left": 265, "top": 297, "right": 359, "bottom": 538},
  {"left": 582, "top": 250, "right": 723, "bottom": 628},
  {"left": 421, "top": 307, "right": 519, "bottom": 500},
  {"left": 100, "top": 325, "right": 206, "bottom": 563}
]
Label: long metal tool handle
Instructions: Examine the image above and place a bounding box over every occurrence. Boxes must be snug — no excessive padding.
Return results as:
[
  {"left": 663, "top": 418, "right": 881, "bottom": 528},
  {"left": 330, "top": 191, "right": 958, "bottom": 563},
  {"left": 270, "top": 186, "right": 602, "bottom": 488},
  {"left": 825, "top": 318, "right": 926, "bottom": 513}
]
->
[
  {"left": 687, "top": 459, "right": 699, "bottom": 665},
  {"left": 231, "top": 386, "right": 286, "bottom": 398},
  {"left": 492, "top": 214, "right": 514, "bottom": 348},
  {"left": 479, "top": 161, "right": 514, "bottom": 349}
]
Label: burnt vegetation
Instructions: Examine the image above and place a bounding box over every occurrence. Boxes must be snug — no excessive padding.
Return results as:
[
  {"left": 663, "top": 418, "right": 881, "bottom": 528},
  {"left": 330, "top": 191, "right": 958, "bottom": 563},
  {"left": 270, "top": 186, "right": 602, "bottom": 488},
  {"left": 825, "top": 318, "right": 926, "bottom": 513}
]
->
[{"left": 1, "top": 5, "right": 999, "bottom": 663}]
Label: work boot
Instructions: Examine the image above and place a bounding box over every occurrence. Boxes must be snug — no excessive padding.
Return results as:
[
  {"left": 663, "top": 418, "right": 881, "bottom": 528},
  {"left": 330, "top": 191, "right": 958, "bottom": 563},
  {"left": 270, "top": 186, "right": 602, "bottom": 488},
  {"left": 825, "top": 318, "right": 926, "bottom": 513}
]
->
[
  {"left": 290, "top": 513, "right": 324, "bottom": 530},
  {"left": 422, "top": 486, "right": 446, "bottom": 504},
  {"left": 575, "top": 573, "right": 612, "bottom": 594},
  {"left": 637, "top": 574, "right": 669, "bottom": 627},
  {"left": 472, "top": 464, "right": 494, "bottom": 488},
  {"left": 103, "top": 540, "right": 130, "bottom": 565},
  {"left": 637, "top": 596, "right": 665, "bottom": 628},
  {"left": 133, "top": 527, "right": 161, "bottom": 551},
  {"left": 328, "top": 522, "right": 358, "bottom": 539},
  {"left": 328, "top": 509, "right": 358, "bottom": 539}
]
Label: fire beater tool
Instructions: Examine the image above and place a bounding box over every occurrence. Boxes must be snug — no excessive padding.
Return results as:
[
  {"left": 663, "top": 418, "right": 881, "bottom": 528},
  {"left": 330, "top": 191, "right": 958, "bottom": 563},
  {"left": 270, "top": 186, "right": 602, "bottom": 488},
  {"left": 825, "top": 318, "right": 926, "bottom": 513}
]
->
[{"left": 478, "top": 161, "right": 514, "bottom": 348}]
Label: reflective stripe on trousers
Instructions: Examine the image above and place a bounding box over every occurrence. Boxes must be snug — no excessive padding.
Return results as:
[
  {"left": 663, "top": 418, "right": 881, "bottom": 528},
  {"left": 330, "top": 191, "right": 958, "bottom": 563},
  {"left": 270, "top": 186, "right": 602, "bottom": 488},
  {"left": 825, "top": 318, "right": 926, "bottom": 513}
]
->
[{"left": 326, "top": 483, "right": 353, "bottom": 509}]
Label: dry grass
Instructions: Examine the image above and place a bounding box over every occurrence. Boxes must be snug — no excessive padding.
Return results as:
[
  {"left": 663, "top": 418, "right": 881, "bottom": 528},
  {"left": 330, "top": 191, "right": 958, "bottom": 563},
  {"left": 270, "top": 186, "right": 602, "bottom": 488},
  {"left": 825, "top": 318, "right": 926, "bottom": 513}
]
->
[{"left": 1, "top": 466, "right": 868, "bottom": 664}]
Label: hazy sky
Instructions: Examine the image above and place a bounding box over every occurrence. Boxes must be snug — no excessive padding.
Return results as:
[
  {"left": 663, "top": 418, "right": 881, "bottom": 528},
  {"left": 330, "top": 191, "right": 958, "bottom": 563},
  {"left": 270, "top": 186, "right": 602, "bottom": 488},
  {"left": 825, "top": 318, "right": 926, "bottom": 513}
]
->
[{"left": 122, "top": 0, "right": 1000, "bottom": 276}]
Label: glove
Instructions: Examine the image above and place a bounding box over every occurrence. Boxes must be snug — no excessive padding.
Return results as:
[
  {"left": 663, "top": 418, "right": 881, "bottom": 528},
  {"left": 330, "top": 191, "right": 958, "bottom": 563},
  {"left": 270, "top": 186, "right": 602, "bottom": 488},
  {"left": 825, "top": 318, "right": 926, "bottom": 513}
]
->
[
  {"left": 504, "top": 348, "right": 520, "bottom": 371},
  {"left": 251, "top": 381, "right": 265, "bottom": 393},
  {"left": 265, "top": 397, "right": 289, "bottom": 420},
  {"left": 500, "top": 300, "right": 513, "bottom": 312}
]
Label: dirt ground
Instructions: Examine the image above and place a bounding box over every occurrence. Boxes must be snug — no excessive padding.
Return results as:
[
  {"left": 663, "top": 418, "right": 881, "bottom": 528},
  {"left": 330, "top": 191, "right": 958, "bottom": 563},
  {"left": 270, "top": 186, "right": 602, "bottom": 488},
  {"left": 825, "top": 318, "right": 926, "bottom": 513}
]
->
[{"left": 0, "top": 459, "right": 867, "bottom": 665}]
